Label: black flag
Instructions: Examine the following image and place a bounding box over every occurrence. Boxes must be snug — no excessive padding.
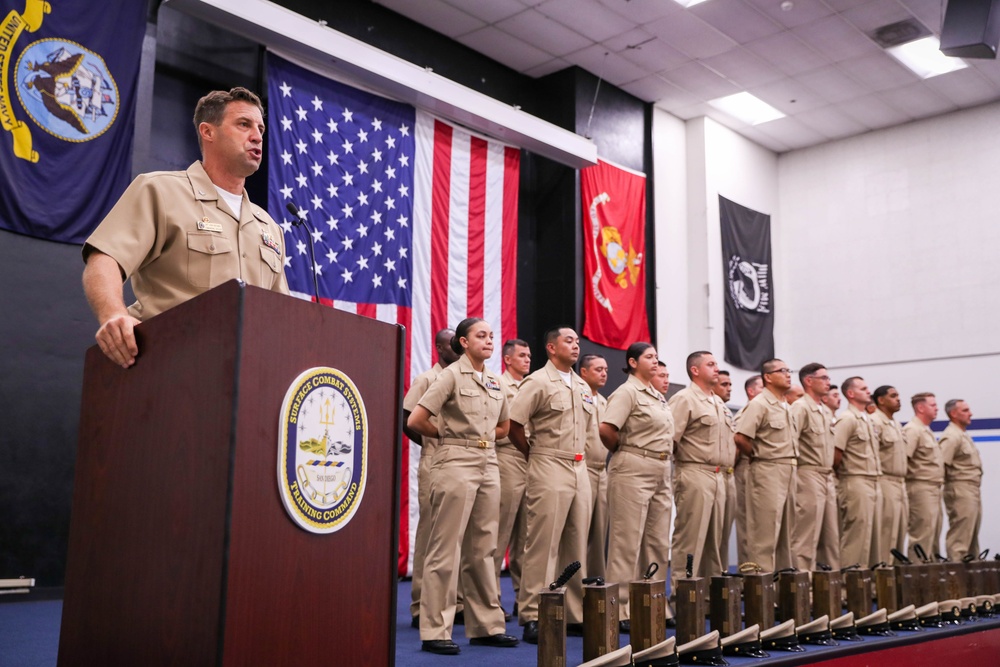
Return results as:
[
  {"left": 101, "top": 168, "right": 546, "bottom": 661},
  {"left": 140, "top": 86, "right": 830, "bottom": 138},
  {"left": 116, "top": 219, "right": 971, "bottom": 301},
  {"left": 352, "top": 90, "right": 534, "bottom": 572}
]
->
[{"left": 719, "top": 196, "right": 774, "bottom": 371}]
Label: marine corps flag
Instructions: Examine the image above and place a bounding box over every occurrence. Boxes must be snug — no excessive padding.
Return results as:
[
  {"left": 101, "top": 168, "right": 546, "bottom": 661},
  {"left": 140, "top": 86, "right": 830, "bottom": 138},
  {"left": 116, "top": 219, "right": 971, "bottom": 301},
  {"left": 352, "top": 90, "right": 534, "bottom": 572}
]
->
[
  {"left": 580, "top": 158, "right": 650, "bottom": 349},
  {"left": 0, "top": 0, "right": 145, "bottom": 243},
  {"left": 719, "top": 195, "right": 775, "bottom": 370}
]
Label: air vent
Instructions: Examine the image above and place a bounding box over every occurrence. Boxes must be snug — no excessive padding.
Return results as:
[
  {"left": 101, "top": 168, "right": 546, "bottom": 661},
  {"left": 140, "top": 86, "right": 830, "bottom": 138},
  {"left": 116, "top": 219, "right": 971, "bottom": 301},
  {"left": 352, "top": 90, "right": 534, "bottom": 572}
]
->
[{"left": 869, "top": 18, "right": 931, "bottom": 49}]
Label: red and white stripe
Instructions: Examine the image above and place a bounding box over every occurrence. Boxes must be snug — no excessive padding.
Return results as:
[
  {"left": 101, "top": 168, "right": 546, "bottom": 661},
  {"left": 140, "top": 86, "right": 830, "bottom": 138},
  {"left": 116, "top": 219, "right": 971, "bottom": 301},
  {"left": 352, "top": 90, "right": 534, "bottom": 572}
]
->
[{"left": 298, "top": 112, "right": 520, "bottom": 576}]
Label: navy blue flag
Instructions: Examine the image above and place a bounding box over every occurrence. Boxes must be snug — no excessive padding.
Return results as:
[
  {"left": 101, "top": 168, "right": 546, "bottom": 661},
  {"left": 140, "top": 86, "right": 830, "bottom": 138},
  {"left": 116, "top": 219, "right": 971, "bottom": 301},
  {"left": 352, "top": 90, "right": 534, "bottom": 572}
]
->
[{"left": 0, "top": 0, "right": 146, "bottom": 243}]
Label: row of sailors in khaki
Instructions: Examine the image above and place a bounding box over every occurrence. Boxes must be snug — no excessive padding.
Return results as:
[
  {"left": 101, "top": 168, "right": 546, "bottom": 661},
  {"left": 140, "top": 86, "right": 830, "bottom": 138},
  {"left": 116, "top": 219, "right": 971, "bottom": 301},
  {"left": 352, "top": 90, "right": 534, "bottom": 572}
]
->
[
  {"left": 939, "top": 401, "right": 983, "bottom": 561},
  {"left": 872, "top": 387, "right": 908, "bottom": 566}
]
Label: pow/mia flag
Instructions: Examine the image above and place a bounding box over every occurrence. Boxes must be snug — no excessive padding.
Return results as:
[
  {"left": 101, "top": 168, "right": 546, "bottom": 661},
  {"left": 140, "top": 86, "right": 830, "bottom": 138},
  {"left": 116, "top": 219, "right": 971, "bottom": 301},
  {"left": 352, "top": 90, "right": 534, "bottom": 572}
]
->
[{"left": 719, "top": 195, "right": 774, "bottom": 371}]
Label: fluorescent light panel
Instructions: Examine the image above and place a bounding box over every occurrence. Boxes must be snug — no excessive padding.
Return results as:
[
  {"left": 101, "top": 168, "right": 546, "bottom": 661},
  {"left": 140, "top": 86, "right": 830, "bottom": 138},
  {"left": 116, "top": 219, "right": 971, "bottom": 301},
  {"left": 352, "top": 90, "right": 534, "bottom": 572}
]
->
[
  {"left": 673, "top": 0, "right": 711, "bottom": 6},
  {"left": 887, "top": 36, "right": 967, "bottom": 79},
  {"left": 707, "top": 92, "right": 785, "bottom": 125}
]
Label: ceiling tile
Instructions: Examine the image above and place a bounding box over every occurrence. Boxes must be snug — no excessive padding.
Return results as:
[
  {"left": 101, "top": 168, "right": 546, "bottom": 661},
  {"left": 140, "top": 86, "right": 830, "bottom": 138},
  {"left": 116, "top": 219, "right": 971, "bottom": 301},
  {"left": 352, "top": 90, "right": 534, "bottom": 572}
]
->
[
  {"left": 753, "top": 116, "right": 827, "bottom": 149},
  {"left": 793, "top": 104, "right": 870, "bottom": 138},
  {"left": 376, "top": 0, "right": 485, "bottom": 38},
  {"left": 729, "top": 123, "right": 792, "bottom": 152},
  {"left": 745, "top": 31, "right": 830, "bottom": 75},
  {"left": 792, "top": 14, "right": 882, "bottom": 62},
  {"left": 523, "top": 57, "right": 573, "bottom": 78},
  {"left": 442, "top": 0, "right": 526, "bottom": 24},
  {"left": 821, "top": 0, "right": 872, "bottom": 10},
  {"left": 701, "top": 47, "right": 788, "bottom": 89},
  {"left": 897, "top": 0, "right": 946, "bottom": 32},
  {"left": 840, "top": 0, "right": 916, "bottom": 35},
  {"left": 837, "top": 52, "right": 917, "bottom": 90},
  {"left": 744, "top": 0, "right": 834, "bottom": 29},
  {"left": 796, "top": 64, "right": 871, "bottom": 102},
  {"left": 667, "top": 101, "right": 716, "bottom": 122},
  {"left": 838, "top": 93, "right": 913, "bottom": 129},
  {"left": 536, "top": 0, "right": 638, "bottom": 42},
  {"left": 597, "top": 0, "right": 683, "bottom": 24},
  {"left": 495, "top": 8, "right": 592, "bottom": 57},
  {"left": 923, "top": 68, "right": 1000, "bottom": 107},
  {"left": 689, "top": 0, "right": 784, "bottom": 44},
  {"left": 567, "top": 43, "right": 652, "bottom": 86},
  {"left": 455, "top": 26, "right": 554, "bottom": 71},
  {"left": 970, "top": 60, "right": 1000, "bottom": 88},
  {"left": 613, "top": 33, "right": 691, "bottom": 73},
  {"left": 645, "top": 10, "right": 737, "bottom": 60},
  {"left": 877, "top": 82, "right": 959, "bottom": 119},
  {"left": 660, "top": 61, "right": 743, "bottom": 101},
  {"left": 749, "top": 76, "right": 829, "bottom": 113},
  {"left": 625, "top": 74, "right": 700, "bottom": 107}
]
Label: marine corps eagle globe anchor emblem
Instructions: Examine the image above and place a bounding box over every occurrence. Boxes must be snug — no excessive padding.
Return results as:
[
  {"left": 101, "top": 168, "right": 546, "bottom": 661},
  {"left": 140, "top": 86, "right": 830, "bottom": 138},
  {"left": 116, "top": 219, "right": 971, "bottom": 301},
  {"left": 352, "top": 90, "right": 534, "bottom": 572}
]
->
[{"left": 588, "top": 192, "right": 643, "bottom": 312}]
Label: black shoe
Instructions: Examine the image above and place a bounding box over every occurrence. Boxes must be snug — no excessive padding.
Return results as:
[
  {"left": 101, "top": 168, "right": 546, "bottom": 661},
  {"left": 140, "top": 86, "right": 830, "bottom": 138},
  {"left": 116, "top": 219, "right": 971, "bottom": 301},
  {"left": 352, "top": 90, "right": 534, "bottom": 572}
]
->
[
  {"left": 422, "top": 639, "right": 461, "bottom": 655},
  {"left": 470, "top": 633, "right": 519, "bottom": 647},
  {"left": 566, "top": 622, "right": 584, "bottom": 636},
  {"left": 512, "top": 602, "right": 519, "bottom": 617},
  {"left": 454, "top": 610, "right": 465, "bottom": 626},
  {"left": 523, "top": 621, "right": 539, "bottom": 644},
  {"left": 665, "top": 617, "right": 676, "bottom": 629},
  {"left": 619, "top": 620, "right": 631, "bottom": 635},
  {"left": 411, "top": 615, "right": 420, "bottom": 629}
]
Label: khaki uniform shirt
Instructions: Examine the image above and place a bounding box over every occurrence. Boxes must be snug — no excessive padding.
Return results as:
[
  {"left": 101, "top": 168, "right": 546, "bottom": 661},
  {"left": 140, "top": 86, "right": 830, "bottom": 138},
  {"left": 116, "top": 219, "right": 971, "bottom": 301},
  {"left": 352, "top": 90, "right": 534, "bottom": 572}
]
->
[
  {"left": 833, "top": 405, "right": 881, "bottom": 476},
  {"left": 903, "top": 419, "right": 943, "bottom": 483},
  {"left": 602, "top": 374, "right": 674, "bottom": 454},
  {"left": 418, "top": 354, "right": 508, "bottom": 441},
  {"left": 668, "top": 384, "right": 730, "bottom": 466},
  {"left": 791, "top": 394, "right": 834, "bottom": 469},
  {"left": 84, "top": 161, "right": 289, "bottom": 320},
  {"left": 509, "top": 361, "right": 595, "bottom": 455},
  {"left": 584, "top": 393, "right": 609, "bottom": 467},
  {"left": 735, "top": 389, "right": 797, "bottom": 460},
  {"left": 721, "top": 405, "right": 737, "bottom": 467},
  {"left": 872, "top": 410, "right": 907, "bottom": 477},
  {"left": 403, "top": 363, "right": 443, "bottom": 448},
  {"left": 496, "top": 370, "right": 524, "bottom": 446},
  {"left": 940, "top": 423, "right": 983, "bottom": 484}
]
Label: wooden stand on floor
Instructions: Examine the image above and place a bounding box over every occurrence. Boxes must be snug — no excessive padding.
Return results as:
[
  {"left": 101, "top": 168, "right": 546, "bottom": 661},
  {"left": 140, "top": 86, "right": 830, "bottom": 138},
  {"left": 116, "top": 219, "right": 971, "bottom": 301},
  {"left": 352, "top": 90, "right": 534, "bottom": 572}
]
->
[
  {"left": 812, "top": 570, "right": 843, "bottom": 620},
  {"left": 709, "top": 576, "right": 743, "bottom": 637},
  {"left": 675, "top": 555, "right": 708, "bottom": 645},
  {"left": 582, "top": 580, "right": 619, "bottom": 662},
  {"left": 539, "top": 590, "right": 568, "bottom": 667},
  {"left": 874, "top": 566, "right": 898, "bottom": 613},
  {"left": 629, "top": 564, "right": 667, "bottom": 653},
  {"left": 744, "top": 572, "right": 775, "bottom": 631},
  {"left": 844, "top": 568, "right": 873, "bottom": 618},
  {"left": 778, "top": 571, "right": 811, "bottom": 626}
]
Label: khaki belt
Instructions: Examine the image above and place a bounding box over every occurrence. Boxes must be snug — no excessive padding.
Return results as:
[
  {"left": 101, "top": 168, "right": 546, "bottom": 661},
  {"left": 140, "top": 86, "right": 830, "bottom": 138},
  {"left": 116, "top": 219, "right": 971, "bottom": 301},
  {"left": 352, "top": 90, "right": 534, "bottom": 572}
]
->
[
  {"left": 439, "top": 437, "right": 494, "bottom": 449},
  {"left": 587, "top": 462, "right": 606, "bottom": 472},
  {"left": 619, "top": 444, "right": 670, "bottom": 461},
  {"left": 751, "top": 457, "right": 798, "bottom": 466},
  {"left": 532, "top": 446, "right": 585, "bottom": 462},
  {"left": 675, "top": 461, "right": 730, "bottom": 474},
  {"left": 798, "top": 464, "right": 834, "bottom": 474},
  {"left": 882, "top": 473, "right": 907, "bottom": 480}
]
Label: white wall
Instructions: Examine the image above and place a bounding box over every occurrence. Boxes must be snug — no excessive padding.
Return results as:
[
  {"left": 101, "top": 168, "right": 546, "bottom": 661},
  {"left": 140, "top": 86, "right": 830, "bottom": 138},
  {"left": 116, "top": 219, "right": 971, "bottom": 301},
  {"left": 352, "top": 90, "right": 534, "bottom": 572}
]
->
[{"left": 653, "top": 102, "right": 999, "bottom": 558}]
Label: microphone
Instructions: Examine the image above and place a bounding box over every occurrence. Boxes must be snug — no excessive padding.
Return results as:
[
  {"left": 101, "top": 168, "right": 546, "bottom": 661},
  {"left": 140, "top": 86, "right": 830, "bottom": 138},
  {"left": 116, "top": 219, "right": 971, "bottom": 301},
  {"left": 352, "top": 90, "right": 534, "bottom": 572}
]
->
[{"left": 285, "top": 202, "right": 320, "bottom": 303}]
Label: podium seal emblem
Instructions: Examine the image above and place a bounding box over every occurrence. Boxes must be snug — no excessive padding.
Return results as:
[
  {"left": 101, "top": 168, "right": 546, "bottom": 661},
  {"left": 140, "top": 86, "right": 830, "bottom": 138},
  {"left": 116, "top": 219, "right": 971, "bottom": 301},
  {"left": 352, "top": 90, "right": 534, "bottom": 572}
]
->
[{"left": 278, "top": 367, "right": 368, "bottom": 533}]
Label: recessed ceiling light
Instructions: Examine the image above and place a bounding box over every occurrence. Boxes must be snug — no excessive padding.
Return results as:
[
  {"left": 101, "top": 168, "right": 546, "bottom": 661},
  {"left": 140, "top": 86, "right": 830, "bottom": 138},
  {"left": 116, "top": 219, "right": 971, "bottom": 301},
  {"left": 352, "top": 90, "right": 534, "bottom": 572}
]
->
[
  {"left": 707, "top": 92, "right": 785, "bottom": 125},
  {"left": 887, "top": 36, "right": 967, "bottom": 79},
  {"left": 672, "top": 0, "right": 711, "bottom": 7}
]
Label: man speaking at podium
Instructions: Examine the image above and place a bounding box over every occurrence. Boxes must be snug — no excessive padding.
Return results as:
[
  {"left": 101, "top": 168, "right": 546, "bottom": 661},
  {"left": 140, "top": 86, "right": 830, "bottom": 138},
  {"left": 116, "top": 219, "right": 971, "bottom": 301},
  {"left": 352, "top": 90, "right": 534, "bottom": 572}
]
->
[{"left": 81, "top": 88, "right": 289, "bottom": 368}]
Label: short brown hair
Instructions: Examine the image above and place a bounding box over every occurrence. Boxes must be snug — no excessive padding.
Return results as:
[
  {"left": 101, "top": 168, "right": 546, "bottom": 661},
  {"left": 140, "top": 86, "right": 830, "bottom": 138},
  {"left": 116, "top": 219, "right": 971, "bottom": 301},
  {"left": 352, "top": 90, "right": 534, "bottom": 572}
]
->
[
  {"left": 193, "top": 87, "right": 264, "bottom": 151},
  {"left": 911, "top": 392, "right": 935, "bottom": 409}
]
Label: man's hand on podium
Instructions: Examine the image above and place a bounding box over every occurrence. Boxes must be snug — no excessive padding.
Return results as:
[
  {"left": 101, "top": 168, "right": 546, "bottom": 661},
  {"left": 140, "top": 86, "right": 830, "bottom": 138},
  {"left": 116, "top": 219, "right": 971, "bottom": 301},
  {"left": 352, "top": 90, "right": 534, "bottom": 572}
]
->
[{"left": 96, "top": 314, "right": 141, "bottom": 369}]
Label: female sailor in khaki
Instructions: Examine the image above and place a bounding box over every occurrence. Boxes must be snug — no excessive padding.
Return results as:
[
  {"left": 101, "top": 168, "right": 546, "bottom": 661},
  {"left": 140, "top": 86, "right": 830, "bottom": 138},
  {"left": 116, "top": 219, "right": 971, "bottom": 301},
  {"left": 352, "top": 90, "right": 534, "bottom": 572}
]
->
[{"left": 407, "top": 318, "right": 519, "bottom": 655}]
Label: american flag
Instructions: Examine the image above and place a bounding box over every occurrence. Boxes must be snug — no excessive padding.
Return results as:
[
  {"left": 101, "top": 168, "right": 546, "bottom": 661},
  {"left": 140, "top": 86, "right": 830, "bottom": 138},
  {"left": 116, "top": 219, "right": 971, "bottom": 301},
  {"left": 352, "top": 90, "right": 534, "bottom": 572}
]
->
[{"left": 266, "top": 54, "right": 520, "bottom": 575}]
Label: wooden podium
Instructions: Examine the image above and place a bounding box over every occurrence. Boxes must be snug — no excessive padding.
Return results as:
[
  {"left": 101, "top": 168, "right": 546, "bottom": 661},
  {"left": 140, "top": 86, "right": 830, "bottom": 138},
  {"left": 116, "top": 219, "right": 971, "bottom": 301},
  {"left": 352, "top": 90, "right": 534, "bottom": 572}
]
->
[{"left": 58, "top": 282, "right": 404, "bottom": 666}]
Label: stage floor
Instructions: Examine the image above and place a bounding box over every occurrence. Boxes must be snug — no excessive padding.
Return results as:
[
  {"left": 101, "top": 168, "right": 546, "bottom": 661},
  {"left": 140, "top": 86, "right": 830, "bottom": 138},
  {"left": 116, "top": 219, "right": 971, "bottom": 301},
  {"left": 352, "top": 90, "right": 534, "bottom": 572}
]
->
[{"left": 2, "top": 577, "right": 999, "bottom": 666}]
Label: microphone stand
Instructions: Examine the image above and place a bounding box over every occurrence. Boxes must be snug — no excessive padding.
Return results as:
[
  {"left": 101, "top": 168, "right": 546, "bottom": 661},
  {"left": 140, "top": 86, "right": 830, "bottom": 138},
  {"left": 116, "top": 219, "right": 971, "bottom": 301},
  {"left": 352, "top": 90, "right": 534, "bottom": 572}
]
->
[{"left": 286, "top": 202, "right": 321, "bottom": 303}]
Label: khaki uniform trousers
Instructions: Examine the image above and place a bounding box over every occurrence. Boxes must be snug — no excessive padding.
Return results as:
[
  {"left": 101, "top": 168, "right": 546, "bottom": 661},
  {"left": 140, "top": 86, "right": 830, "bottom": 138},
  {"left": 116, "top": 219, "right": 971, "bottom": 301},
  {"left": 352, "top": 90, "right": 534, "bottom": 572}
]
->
[
  {"left": 494, "top": 444, "right": 528, "bottom": 605},
  {"left": 944, "top": 480, "right": 982, "bottom": 561},
  {"left": 791, "top": 466, "right": 840, "bottom": 571},
  {"left": 906, "top": 480, "right": 943, "bottom": 562},
  {"left": 734, "top": 457, "right": 750, "bottom": 566},
  {"left": 746, "top": 459, "right": 796, "bottom": 573},
  {"left": 586, "top": 463, "right": 609, "bottom": 579},
  {"left": 879, "top": 475, "right": 908, "bottom": 563},
  {"left": 605, "top": 449, "right": 673, "bottom": 621},
  {"left": 837, "top": 475, "right": 882, "bottom": 569},
  {"left": 517, "top": 451, "right": 592, "bottom": 624},
  {"left": 670, "top": 464, "right": 725, "bottom": 593},
  {"left": 721, "top": 470, "right": 736, "bottom": 571},
  {"left": 420, "top": 445, "right": 506, "bottom": 641}
]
